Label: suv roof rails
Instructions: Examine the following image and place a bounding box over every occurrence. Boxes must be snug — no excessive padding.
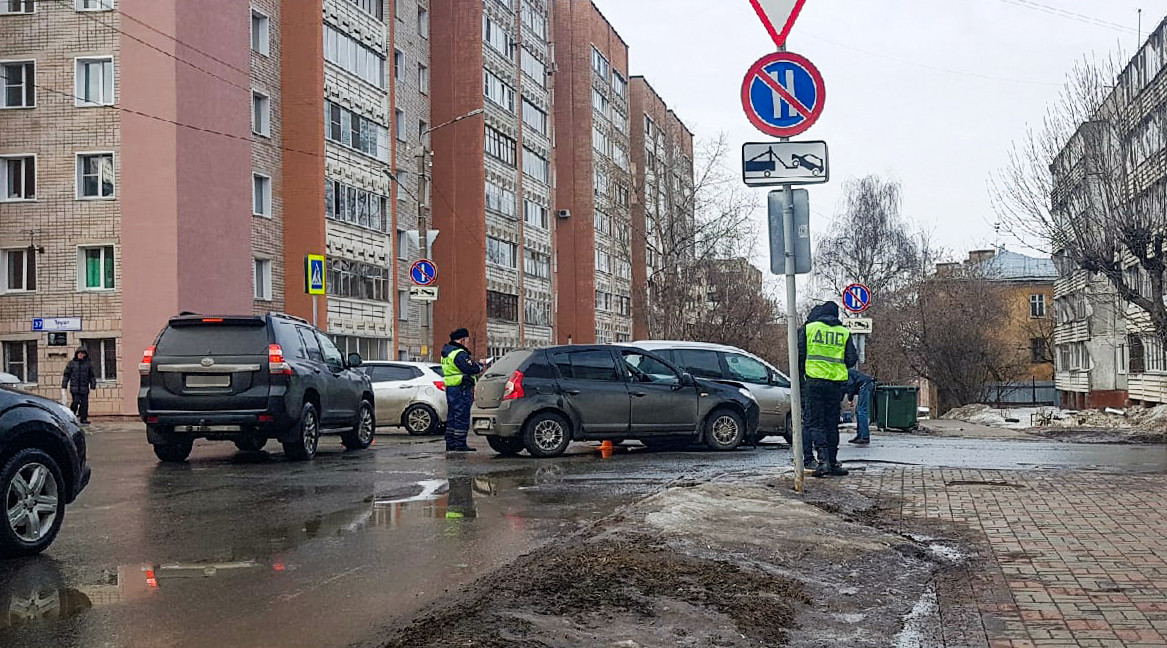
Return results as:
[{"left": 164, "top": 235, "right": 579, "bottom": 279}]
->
[{"left": 269, "top": 312, "right": 310, "bottom": 325}]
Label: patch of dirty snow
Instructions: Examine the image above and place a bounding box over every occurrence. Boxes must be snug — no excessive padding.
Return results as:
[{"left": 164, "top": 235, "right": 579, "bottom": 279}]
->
[
  {"left": 894, "top": 585, "right": 939, "bottom": 648},
  {"left": 928, "top": 543, "right": 965, "bottom": 563}
]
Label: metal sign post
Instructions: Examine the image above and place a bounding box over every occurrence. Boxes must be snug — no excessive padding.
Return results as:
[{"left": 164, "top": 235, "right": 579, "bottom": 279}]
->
[{"left": 781, "top": 186, "right": 806, "bottom": 493}]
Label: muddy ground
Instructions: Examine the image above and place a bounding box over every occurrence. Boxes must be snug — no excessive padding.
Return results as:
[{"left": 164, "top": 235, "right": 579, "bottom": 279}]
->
[{"left": 361, "top": 472, "right": 980, "bottom": 648}]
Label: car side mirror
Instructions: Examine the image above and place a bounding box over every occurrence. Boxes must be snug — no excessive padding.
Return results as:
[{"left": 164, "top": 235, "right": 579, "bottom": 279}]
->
[
  {"left": 347, "top": 353, "right": 363, "bottom": 368},
  {"left": 677, "top": 372, "right": 694, "bottom": 389}
]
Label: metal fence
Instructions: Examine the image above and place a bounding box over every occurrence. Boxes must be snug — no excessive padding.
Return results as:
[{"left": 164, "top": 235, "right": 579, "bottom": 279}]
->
[{"left": 983, "top": 380, "right": 1057, "bottom": 407}]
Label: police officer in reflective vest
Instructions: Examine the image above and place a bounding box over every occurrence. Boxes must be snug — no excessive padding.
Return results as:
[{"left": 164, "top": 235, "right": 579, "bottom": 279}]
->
[
  {"left": 441, "top": 328, "right": 483, "bottom": 452},
  {"left": 797, "top": 301, "right": 858, "bottom": 477}
]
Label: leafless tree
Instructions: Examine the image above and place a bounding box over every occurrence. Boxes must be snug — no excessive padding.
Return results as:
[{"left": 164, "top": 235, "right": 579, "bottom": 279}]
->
[
  {"left": 814, "top": 175, "right": 932, "bottom": 297},
  {"left": 871, "top": 265, "right": 1029, "bottom": 413},
  {"left": 629, "top": 133, "right": 766, "bottom": 341},
  {"left": 994, "top": 56, "right": 1167, "bottom": 339}
]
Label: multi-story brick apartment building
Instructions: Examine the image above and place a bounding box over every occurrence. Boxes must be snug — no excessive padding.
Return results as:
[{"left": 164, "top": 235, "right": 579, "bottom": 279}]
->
[
  {"left": 552, "top": 0, "right": 633, "bottom": 345},
  {"left": 430, "top": 0, "right": 557, "bottom": 358},
  {"left": 629, "top": 76, "right": 694, "bottom": 340}
]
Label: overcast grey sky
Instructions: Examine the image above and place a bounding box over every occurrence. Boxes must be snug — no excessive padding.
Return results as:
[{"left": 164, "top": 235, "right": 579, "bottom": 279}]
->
[{"left": 591, "top": 0, "right": 1154, "bottom": 261}]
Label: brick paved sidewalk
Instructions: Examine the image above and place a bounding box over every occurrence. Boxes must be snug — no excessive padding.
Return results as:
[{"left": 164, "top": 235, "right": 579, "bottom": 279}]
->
[{"left": 846, "top": 468, "right": 1167, "bottom": 648}]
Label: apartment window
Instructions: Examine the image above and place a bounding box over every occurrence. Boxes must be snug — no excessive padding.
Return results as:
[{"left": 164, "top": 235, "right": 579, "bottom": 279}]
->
[
  {"left": 82, "top": 338, "right": 117, "bottom": 382},
  {"left": 254, "top": 258, "right": 272, "bottom": 301},
  {"left": 324, "top": 100, "right": 389, "bottom": 161},
  {"left": 525, "top": 299, "right": 552, "bottom": 327},
  {"left": 253, "top": 173, "right": 271, "bottom": 216},
  {"left": 486, "top": 237, "right": 517, "bottom": 268},
  {"left": 250, "top": 9, "right": 270, "bottom": 55},
  {"left": 523, "top": 147, "right": 548, "bottom": 183},
  {"left": 2, "top": 341, "right": 36, "bottom": 383},
  {"left": 522, "top": 99, "right": 547, "bottom": 135},
  {"left": 615, "top": 183, "right": 630, "bottom": 207},
  {"left": 397, "top": 290, "right": 409, "bottom": 321},
  {"left": 394, "top": 108, "right": 406, "bottom": 141},
  {"left": 75, "top": 57, "right": 114, "bottom": 106},
  {"left": 520, "top": 1, "right": 547, "bottom": 40},
  {"left": 592, "top": 88, "right": 610, "bottom": 118},
  {"left": 613, "top": 143, "right": 628, "bottom": 170},
  {"left": 594, "top": 167, "right": 610, "bottom": 197},
  {"left": 1, "top": 0, "right": 33, "bottom": 14},
  {"left": 487, "top": 290, "right": 519, "bottom": 322},
  {"left": 593, "top": 125, "right": 610, "bottom": 156},
  {"left": 2, "top": 61, "right": 34, "bottom": 108},
  {"left": 418, "top": 120, "right": 429, "bottom": 145},
  {"left": 76, "top": 0, "right": 113, "bottom": 10},
  {"left": 1145, "top": 336, "right": 1167, "bottom": 373},
  {"left": 484, "top": 69, "right": 515, "bottom": 112},
  {"left": 1118, "top": 343, "right": 1129, "bottom": 375},
  {"left": 612, "top": 70, "right": 627, "bottom": 99},
  {"left": 595, "top": 249, "right": 611, "bottom": 274},
  {"left": 485, "top": 181, "right": 516, "bottom": 218},
  {"left": 327, "top": 259, "right": 389, "bottom": 302},
  {"left": 524, "top": 249, "right": 550, "bottom": 279},
  {"left": 393, "top": 49, "right": 403, "bottom": 81},
  {"left": 418, "top": 63, "right": 429, "bottom": 94},
  {"left": 78, "top": 246, "right": 115, "bottom": 290},
  {"left": 252, "top": 91, "right": 270, "bottom": 136},
  {"left": 591, "top": 47, "right": 609, "bottom": 80},
  {"left": 2, "top": 248, "right": 35, "bottom": 292},
  {"left": 1, "top": 155, "right": 34, "bottom": 201},
  {"left": 326, "top": 179, "right": 387, "bottom": 232},
  {"left": 524, "top": 199, "right": 548, "bottom": 229},
  {"left": 332, "top": 335, "right": 389, "bottom": 362},
  {"left": 345, "top": 0, "right": 383, "bottom": 20},
  {"left": 485, "top": 125, "right": 517, "bottom": 166},
  {"left": 77, "top": 153, "right": 114, "bottom": 199},
  {"left": 1029, "top": 294, "right": 1046, "bottom": 318},
  {"left": 520, "top": 48, "right": 546, "bottom": 87},
  {"left": 483, "top": 15, "right": 515, "bottom": 58},
  {"left": 418, "top": 8, "right": 428, "bottom": 36},
  {"left": 397, "top": 229, "right": 408, "bottom": 259},
  {"left": 324, "top": 25, "right": 386, "bottom": 88},
  {"left": 594, "top": 210, "right": 611, "bottom": 235},
  {"left": 1030, "top": 338, "right": 1049, "bottom": 364}
]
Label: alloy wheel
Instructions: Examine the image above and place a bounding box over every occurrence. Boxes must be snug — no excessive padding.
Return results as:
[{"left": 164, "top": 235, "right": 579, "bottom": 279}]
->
[
  {"left": 712, "top": 415, "right": 741, "bottom": 446},
  {"left": 407, "top": 408, "right": 432, "bottom": 433},
  {"left": 358, "top": 407, "right": 375, "bottom": 444},
  {"left": 303, "top": 411, "right": 320, "bottom": 455},
  {"left": 5, "top": 462, "right": 59, "bottom": 543},
  {"left": 533, "top": 419, "right": 565, "bottom": 452}
]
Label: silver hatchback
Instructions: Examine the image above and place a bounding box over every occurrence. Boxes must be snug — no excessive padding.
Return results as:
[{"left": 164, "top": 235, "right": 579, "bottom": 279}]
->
[
  {"left": 633, "top": 341, "right": 793, "bottom": 443},
  {"left": 361, "top": 362, "right": 448, "bottom": 435}
]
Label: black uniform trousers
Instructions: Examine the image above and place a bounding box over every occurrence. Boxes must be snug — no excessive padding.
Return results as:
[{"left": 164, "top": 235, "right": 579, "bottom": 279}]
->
[{"left": 802, "top": 378, "right": 843, "bottom": 465}]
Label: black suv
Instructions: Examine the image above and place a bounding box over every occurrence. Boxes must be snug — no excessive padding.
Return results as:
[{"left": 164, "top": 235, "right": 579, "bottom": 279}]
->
[
  {"left": 471, "top": 345, "right": 760, "bottom": 457},
  {"left": 138, "top": 313, "right": 375, "bottom": 462}
]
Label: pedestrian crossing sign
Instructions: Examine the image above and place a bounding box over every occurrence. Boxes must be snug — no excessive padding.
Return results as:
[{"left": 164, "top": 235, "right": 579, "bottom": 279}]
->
[{"left": 306, "top": 254, "right": 326, "bottom": 295}]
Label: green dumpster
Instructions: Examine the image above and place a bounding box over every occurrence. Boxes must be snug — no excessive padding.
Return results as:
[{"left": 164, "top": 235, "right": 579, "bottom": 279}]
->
[{"left": 872, "top": 385, "right": 919, "bottom": 431}]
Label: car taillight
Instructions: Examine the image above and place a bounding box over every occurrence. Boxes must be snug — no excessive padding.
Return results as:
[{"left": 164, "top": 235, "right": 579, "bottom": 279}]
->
[
  {"left": 139, "top": 346, "right": 156, "bottom": 375},
  {"left": 268, "top": 344, "right": 293, "bottom": 376},
  {"left": 434, "top": 380, "right": 445, "bottom": 391},
  {"left": 502, "top": 371, "right": 525, "bottom": 400}
]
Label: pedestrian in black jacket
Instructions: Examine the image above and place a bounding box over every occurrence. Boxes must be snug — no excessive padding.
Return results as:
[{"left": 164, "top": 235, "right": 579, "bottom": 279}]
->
[{"left": 62, "top": 348, "right": 97, "bottom": 424}]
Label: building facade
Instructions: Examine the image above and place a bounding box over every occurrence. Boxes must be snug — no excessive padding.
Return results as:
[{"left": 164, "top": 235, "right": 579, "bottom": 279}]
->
[{"left": 629, "top": 76, "right": 694, "bottom": 341}]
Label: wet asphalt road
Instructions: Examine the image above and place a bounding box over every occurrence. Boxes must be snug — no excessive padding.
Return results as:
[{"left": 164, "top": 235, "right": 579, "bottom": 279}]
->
[{"left": 2, "top": 423, "right": 1166, "bottom": 648}]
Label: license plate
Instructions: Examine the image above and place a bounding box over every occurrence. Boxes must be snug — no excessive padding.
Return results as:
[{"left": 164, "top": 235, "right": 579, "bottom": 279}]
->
[
  {"left": 473, "top": 418, "right": 492, "bottom": 430},
  {"left": 186, "top": 374, "right": 230, "bottom": 388}
]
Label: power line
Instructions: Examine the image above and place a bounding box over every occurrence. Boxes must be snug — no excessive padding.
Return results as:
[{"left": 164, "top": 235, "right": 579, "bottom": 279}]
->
[{"left": 991, "top": 0, "right": 1140, "bottom": 35}]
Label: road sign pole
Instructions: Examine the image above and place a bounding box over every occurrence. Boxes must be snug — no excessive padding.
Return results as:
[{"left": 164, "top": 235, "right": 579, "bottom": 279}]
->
[
  {"left": 783, "top": 182, "right": 806, "bottom": 493},
  {"left": 312, "top": 295, "right": 318, "bottom": 328}
]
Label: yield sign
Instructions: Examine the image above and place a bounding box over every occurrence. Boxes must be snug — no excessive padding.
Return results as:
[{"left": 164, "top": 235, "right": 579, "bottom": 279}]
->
[{"left": 748, "top": 0, "right": 808, "bottom": 48}]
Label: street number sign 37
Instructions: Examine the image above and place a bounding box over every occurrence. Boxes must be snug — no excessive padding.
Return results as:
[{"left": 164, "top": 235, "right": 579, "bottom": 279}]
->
[{"left": 741, "top": 51, "right": 826, "bottom": 138}]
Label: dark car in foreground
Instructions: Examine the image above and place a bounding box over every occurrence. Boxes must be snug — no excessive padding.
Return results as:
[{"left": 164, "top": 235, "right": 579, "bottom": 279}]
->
[
  {"left": 0, "top": 384, "right": 90, "bottom": 558},
  {"left": 471, "top": 345, "right": 759, "bottom": 457},
  {"left": 138, "top": 313, "right": 375, "bottom": 463}
]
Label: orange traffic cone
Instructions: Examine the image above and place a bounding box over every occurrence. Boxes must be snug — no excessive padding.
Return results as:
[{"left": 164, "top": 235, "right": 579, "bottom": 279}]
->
[
  {"left": 598, "top": 440, "right": 614, "bottom": 459},
  {"left": 599, "top": 440, "right": 614, "bottom": 451}
]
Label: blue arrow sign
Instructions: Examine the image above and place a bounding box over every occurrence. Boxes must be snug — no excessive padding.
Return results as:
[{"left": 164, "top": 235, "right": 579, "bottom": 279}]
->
[{"left": 842, "top": 283, "right": 871, "bottom": 314}]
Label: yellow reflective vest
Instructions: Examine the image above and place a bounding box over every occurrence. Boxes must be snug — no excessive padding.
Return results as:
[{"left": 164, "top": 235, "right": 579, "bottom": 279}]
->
[
  {"left": 805, "top": 321, "right": 850, "bottom": 382},
  {"left": 442, "top": 348, "right": 469, "bottom": 387}
]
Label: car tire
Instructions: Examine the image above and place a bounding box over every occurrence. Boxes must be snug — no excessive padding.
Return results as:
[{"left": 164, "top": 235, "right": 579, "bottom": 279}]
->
[
  {"left": 0, "top": 449, "right": 67, "bottom": 559},
  {"left": 342, "top": 401, "right": 376, "bottom": 450},
  {"left": 782, "top": 413, "right": 793, "bottom": 445},
  {"left": 704, "top": 408, "right": 746, "bottom": 451},
  {"left": 521, "top": 412, "right": 572, "bottom": 458},
  {"left": 234, "top": 437, "right": 267, "bottom": 452},
  {"left": 283, "top": 402, "right": 321, "bottom": 461},
  {"left": 402, "top": 404, "right": 440, "bottom": 436},
  {"left": 486, "top": 435, "right": 524, "bottom": 456},
  {"left": 151, "top": 434, "right": 193, "bottom": 463}
]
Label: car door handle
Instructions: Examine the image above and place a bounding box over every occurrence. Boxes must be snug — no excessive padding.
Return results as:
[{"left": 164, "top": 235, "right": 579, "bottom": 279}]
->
[
  {"left": 564, "top": 389, "right": 581, "bottom": 395},
  {"left": 398, "top": 385, "right": 413, "bottom": 390},
  {"left": 631, "top": 391, "right": 647, "bottom": 397}
]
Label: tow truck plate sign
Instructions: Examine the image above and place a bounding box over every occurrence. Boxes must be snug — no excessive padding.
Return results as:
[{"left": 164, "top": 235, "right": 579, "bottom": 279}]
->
[{"left": 742, "top": 140, "right": 829, "bottom": 186}]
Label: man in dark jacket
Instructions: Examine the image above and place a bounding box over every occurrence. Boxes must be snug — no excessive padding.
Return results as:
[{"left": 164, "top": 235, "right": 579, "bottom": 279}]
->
[
  {"left": 62, "top": 348, "right": 97, "bottom": 424},
  {"left": 441, "top": 328, "right": 483, "bottom": 452},
  {"left": 797, "top": 302, "right": 858, "bottom": 477}
]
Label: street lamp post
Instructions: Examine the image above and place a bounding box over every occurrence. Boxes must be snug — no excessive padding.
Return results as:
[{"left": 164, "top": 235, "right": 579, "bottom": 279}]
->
[{"left": 407, "top": 108, "right": 483, "bottom": 361}]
